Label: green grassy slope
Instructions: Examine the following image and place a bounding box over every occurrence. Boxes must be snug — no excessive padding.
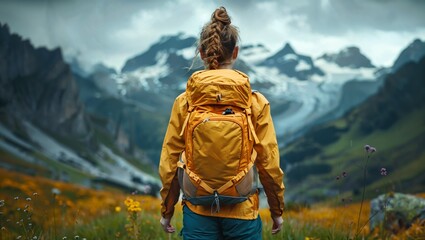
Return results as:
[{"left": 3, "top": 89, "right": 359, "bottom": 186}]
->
[{"left": 281, "top": 57, "right": 425, "bottom": 203}]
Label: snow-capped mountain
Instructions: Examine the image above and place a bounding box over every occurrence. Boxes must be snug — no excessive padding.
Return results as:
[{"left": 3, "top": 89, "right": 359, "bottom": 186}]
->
[
  {"left": 80, "top": 34, "right": 424, "bottom": 148},
  {"left": 258, "top": 43, "right": 324, "bottom": 81},
  {"left": 240, "top": 43, "right": 272, "bottom": 65},
  {"left": 318, "top": 46, "right": 375, "bottom": 69},
  {"left": 120, "top": 33, "right": 197, "bottom": 90},
  {"left": 99, "top": 34, "right": 389, "bottom": 145}
]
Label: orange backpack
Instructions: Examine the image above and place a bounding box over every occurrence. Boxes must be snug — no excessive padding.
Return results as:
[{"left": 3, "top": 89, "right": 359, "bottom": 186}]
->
[{"left": 178, "top": 69, "right": 259, "bottom": 212}]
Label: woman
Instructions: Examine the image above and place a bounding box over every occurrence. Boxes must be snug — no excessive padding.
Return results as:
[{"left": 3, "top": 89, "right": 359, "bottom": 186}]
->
[{"left": 159, "top": 6, "right": 285, "bottom": 239}]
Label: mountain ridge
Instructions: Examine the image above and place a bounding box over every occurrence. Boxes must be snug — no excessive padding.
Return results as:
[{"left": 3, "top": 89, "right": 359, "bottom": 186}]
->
[
  {"left": 282, "top": 56, "right": 425, "bottom": 202},
  {"left": 0, "top": 23, "right": 160, "bottom": 195}
]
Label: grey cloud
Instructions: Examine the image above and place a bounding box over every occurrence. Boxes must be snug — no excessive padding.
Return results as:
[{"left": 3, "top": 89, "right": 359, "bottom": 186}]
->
[
  {"left": 0, "top": 0, "right": 423, "bottom": 69},
  {"left": 293, "top": 0, "right": 425, "bottom": 34}
]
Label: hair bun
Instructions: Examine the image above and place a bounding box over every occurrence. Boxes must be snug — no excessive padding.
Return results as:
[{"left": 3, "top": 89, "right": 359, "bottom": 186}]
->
[{"left": 212, "top": 7, "right": 231, "bottom": 25}]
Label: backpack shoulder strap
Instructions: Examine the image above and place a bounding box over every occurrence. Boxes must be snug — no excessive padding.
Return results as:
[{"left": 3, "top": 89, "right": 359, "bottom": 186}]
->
[
  {"left": 244, "top": 107, "right": 259, "bottom": 144},
  {"left": 243, "top": 89, "right": 260, "bottom": 144}
]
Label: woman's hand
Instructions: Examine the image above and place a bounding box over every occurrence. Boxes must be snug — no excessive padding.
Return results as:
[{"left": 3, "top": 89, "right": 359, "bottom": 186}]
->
[
  {"left": 160, "top": 217, "right": 176, "bottom": 233},
  {"left": 271, "top": 216, "right": 283, "bottom": 234}
]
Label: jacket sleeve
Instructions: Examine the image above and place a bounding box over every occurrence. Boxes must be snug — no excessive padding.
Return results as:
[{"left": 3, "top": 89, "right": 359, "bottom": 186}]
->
[
  {"left": 252, "top": 92, "right": 285, "bottom": 217},
  {"left": 159, "top": 93, "right": 187, "bottom": 219}
]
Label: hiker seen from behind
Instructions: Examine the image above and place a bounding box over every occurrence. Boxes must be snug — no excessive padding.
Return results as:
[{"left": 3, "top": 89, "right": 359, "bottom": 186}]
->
[{"left": 159, "top": 6, "right": 285, "bottom": 240}]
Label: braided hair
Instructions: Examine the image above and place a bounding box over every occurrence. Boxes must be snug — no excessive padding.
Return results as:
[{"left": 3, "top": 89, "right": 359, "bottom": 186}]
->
[{"left": 199, "top": 7, "right": 239, "bottom": 70}]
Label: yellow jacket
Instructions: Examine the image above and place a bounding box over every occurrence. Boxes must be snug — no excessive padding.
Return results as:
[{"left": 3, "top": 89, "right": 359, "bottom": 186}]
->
[{"left": 159, "top": 69, "right": 285, "bottom": 220}]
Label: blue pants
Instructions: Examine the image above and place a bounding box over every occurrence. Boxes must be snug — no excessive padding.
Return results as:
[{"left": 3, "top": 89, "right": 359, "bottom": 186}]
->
[{"left": 181, "top": 205, "right": 262, "bottom": 240}]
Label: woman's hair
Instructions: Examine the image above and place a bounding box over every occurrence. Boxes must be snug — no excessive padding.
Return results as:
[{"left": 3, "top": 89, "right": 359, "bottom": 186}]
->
[{"left": 198, "top": 6, "right": 239, "bottom": 70}]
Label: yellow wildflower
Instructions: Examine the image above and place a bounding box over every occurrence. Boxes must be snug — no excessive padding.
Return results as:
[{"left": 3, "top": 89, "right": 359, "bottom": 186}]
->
[
  {"left": 124, "top": 197, "right": 142, "bottom": 213},
  {"left": 115, "top": 206, "right": 121, "bottom": 212}
]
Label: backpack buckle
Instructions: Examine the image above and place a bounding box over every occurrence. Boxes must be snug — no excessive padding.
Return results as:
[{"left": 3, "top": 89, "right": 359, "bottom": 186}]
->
[
  {"left": 222, "top": 108, "right": 234, "bottom": 115},
  {"left": 211, "top": 191, "right": 221, "bottom": 214}
]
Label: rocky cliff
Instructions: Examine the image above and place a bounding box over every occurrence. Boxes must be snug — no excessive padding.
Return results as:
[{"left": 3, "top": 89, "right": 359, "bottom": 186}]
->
[{"left": 0, "top": 23, "right": 88, "bottom": 137}]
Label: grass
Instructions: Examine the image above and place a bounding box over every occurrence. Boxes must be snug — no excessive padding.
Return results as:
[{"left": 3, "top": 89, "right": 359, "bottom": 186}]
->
[
  {"left": 1, "top": 168, "right": 424, "bottom": 239},
  {"left": 285, "top": 107, "right": 425, "bottom": 203}
]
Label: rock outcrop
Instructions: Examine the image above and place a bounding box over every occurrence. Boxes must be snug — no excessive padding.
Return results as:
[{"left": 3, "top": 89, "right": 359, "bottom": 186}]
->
[
  {"left": 370, "top": 192, "right": 425, "bottom": 233},
  {"left": 0, "top": 23, "right": 89, "bottom": 137}
]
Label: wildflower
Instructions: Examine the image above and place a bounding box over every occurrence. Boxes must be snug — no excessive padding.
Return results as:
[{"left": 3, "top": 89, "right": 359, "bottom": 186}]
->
[
  {"left": 115, "top": 206, "right": 122, "bottom": 212},
  {"left": 26, "top": 197, "right": 32, "bottom": 201},
  {"left": 16, "top": 236, "right": 22, "bottom": 239},
  {"left": 124, "top": 197, "right": 133, "bottom": 206},
  {"left": 1, "top": 227, "right": 6, "bottom": 230},
  {"left": 32, "top": 192, "right": 38, "bottom": 196},
  {"left": 364, "top": 144, "right": 377, "bottom": 154},
  {"left": 336, "top": 175, "right": 340, "bottom": 180},
  {"left": 342, "top": 171, "right": 348, "bottom": 177},
  {"left": 63, "top": 237, "right": 67, "bottom": 240},
  {"left": 124, "top": 197, "right": 142, "bottom": 212},
  {"left": 14, "top": 197, "right": 19, "bottom": 200},
  {"left": 74, "top": 235, "right": 80, "bottom": 239},
  {"left": 380, "top": 168, "right": 387, "bottom": 176}
]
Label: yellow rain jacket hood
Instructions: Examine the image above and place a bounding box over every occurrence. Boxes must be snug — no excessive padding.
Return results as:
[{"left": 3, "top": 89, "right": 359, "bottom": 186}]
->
[{"left": 159, "top": 69, "right": 285, "bottom": 220}]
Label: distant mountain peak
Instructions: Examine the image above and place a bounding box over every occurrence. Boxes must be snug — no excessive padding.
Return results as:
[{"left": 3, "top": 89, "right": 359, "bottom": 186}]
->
[
  {"left": 258, "top": 42, "right": 324, "bottom": 80},
  {"left": 318, "top": 46, "right": 375, "bottom": 69},
  {"left": 392, "top": 38, "right": 425, "bottom": 71},
  {"left": 157, "top": 32, "right": 196, "bottom": 48},
  {"left": 121, "top": 33, "right": 197, "bottom": 73},
  {"left": 281, "top": 43, "right": 295, "bottom": 55}
]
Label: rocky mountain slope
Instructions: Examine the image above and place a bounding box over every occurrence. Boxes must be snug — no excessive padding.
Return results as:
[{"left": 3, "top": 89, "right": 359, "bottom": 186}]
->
[
  {"left": 281, "top": 56, "right": 425, "bottom": 203},
  {"left": 0, "top": 23, "right": 160, "bottom": 195}
]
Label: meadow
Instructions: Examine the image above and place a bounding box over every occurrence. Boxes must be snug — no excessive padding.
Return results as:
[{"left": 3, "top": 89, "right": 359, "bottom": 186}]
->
[{"left": 0, "top": 168, "right": 424, "bottom": 240}]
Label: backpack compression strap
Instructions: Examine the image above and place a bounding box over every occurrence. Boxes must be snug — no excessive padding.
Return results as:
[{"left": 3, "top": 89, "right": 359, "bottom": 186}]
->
[
  {"left": 177, "top": 160, "right": 256, "bottom": 195},
  {"left": 179, "top": 105, "right": 194, "bottom": 137},
  {"left": 245, "top": 108, "right": 260, "bottom": 144}
]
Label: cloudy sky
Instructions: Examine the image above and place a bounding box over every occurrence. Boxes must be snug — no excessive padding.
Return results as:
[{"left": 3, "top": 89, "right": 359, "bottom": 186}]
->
[{"left": 1, "top": 0, "right": 424, "bottom": 71}]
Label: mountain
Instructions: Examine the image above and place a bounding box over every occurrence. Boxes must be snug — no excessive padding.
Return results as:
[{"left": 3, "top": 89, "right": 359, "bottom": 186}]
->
[
  {"left": 240, "top": 43, "right": 271, "bottom": 64},
  {"left": 392, "top": 38, "right": 425, "bottom": 71},
  {"left": 102, "top": 34, "right": 383, "bottom": 145},
  {"left": 0, "top": 23, "right": 160, "bottom": 195},
  {"left": 122, "top": 33, "right": 196, "bottom": 72},
  {"left": 121, "top": 33, "right": 197, "bottom": 88},
  {"left": 318, "top": 46, "right": 375, "bottom": 69},
  {"left": 0, "top": 23, "right": 88, "bottom": 138},
  {"left": 281, "top": 56, "right": 425, "bottom": 203},
  {"left": 258, "top": 43, "right": 324, "bottom": 80}
]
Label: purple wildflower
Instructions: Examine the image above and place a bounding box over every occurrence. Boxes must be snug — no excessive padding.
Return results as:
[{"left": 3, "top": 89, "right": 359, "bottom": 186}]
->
[
  {"left": 364, "top": 144, "right": 377, "bottom": 154},
  {"left": 342, "top": 171, "right": 348, "bottom": 177},
  {"left": 364, "top": 144, "right": 370, "bottom": 152},
  {"left": 380, "top": 167, "right": 387, "bottom": 176}
]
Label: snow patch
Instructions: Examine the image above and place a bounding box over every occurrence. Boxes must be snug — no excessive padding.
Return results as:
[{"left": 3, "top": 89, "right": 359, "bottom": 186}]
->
[
  {"left": 177, "top": 46, "right": 196, "bottom": 60},
  {"left": 295, "top": 60, "right": 311, "bottom": 71},
  {"left": 283, "top": 54, "right": 298, "bottom": 61},
  {"left": 22, "top": 121, "right": 101, "bottom": 176}
]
